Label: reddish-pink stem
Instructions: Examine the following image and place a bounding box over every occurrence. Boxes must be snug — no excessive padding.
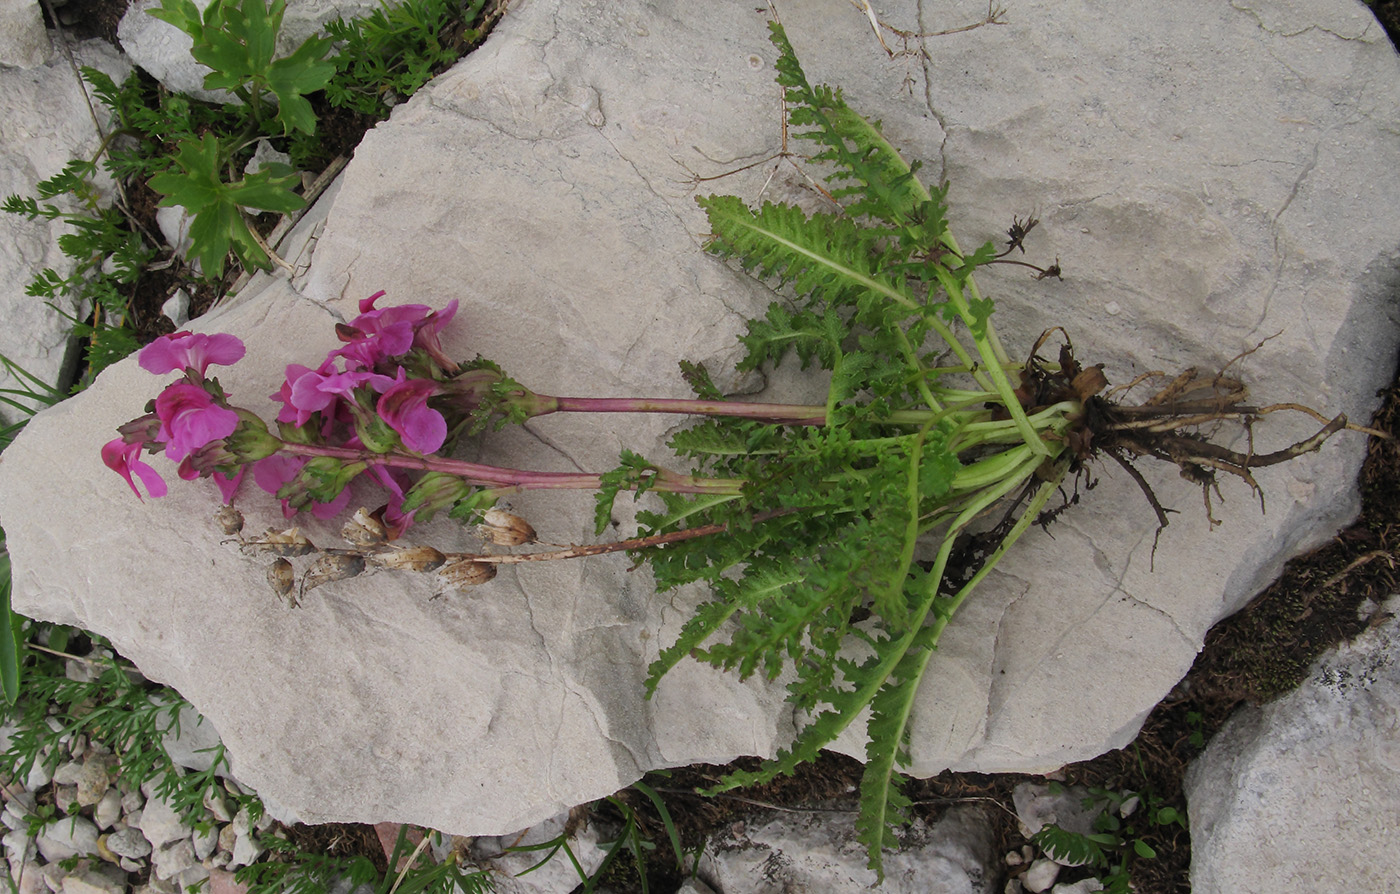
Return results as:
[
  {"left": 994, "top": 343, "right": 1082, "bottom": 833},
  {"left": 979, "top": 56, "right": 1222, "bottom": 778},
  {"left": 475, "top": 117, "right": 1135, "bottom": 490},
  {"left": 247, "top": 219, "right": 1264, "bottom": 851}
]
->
[{"left": 280, "top": 442, "right": 743, "bottom": 495}]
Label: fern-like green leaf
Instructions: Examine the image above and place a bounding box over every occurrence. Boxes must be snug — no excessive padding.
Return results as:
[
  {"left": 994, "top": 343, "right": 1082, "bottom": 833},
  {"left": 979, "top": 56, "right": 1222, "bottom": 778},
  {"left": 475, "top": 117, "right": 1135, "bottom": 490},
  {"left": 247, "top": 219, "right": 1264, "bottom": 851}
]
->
[
  {"left": 646, "top": 569, "right": 800, "bottom": 693},
  {"left": 738, "top": 304, "right": 844, "bottom": 372},
  {"left": 699, "top": 195, "right": 919, "bottom": 316},
  {"left": 767, "top": 22, "right": 935, "bottom": 230},
  {"left": 677, "top": 359, "right": 723, "bottom": 400},
  {"left": 854, "top": 634, "right": 936, "bottom": 878},
  {"left": 593, "top": 449, "right": 657, "bottom": 535},
  {"left": 1031, "top": 823, "right": 1115, "bottom": 868}
]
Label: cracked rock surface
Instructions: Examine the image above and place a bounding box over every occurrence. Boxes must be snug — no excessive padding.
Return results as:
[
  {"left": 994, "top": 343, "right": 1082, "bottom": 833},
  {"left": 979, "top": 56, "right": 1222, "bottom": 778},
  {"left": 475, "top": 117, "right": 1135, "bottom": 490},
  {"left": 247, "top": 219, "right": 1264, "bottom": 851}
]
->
[{"left": 1, "top": 0, "right": 1399, "bottom": 836}]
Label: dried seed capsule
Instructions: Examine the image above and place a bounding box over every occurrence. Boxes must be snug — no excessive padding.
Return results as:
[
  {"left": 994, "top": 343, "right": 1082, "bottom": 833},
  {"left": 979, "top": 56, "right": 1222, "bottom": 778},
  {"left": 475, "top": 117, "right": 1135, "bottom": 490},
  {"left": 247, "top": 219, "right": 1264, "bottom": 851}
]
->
[
  {"left": 214, "top": 506, "right": 245, "bottom": 535},
  {"left": 301, "top": 554, "right": 367, "bottom": 596},
  {"left": 435, "top": 559, "right": 497, "bottom": 596},
  {"left": 479, "top": 508, "right": 536, "bottom": 546},
  {"left": 365, "top": 546, "right": 447, "bottom": 573},
  {"left": 341, "top": 508, "right": 388, "bottom": 548},
  {"left": 267, "top": 558, "right": 295, "bottom": 602},
  {"left": 252, "top": 527, "right": 317, "bottom": 557}
]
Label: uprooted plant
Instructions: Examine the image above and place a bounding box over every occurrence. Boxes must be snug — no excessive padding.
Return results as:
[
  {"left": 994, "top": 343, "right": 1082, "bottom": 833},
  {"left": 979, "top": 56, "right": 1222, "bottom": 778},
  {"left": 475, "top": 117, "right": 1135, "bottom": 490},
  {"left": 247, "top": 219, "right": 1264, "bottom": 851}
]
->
[{"left": 104, "top": 23, "right": 1370, "bottom": 877}]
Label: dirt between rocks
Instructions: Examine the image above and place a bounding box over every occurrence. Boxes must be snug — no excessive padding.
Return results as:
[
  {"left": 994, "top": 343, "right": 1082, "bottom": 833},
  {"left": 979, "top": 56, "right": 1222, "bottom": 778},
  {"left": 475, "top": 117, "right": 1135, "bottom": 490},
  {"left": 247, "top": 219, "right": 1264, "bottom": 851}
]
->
[{"left": 28, "top": 0, "right": 1400, "bottom": 891}]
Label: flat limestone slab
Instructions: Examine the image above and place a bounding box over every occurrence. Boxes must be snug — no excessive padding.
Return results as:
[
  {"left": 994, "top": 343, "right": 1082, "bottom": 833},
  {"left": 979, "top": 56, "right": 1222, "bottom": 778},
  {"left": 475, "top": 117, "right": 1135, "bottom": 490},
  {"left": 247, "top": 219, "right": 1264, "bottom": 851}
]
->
[{"left": 2, "top": 0, "right": 1398, "bottom": 833}]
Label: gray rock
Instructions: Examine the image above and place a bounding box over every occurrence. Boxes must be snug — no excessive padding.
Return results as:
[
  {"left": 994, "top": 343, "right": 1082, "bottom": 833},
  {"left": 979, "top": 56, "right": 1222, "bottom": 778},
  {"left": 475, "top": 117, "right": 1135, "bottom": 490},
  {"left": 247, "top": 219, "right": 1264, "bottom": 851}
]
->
[
  {"left": 134, "top": 794, "right": 191, "bottom": 851},
  {"left": 191, "top": 824, "right": 217, "bottom": 861},
  {"left": 698, "top": 805, "right": 993, "bottom": 894},
  {"left": 1184, "top": 597, "right": 1400, "bottom": 893},
  {"left": 161, "top": 289, "right": 191, "bottom": 328},
  {"left": 60, "top": 871, "right": 123, "bottom": 894},
  {"left": 151, "top": 838, "right": 197, "bottom": 881},
  {"left": 119, "top": 790, "right": 143, "bottom": 815},
  {"left": 51, "top": 760, "right": 84, "bottom": 786},
  {"left": 118, "top": 0, "right": 381, "bottom": 101},
  {"left": 202, "top": 789, "right": 232, "bottom": 824},
  {"left": 3, "top": 829, "right": 34, "bottom": 879},
  {"left": 0, "top": 39, "right": 130, "bottom": 424},
  {"left": 472, "top": 811, "right": 607, "bottom": 894},
  {"left": 1022, "top": 858, "right": 1060, "bottom": 893},
  {"left": 15, "top": 861, "right": 45, "bottom": 894},
  {"left": 37, "top": 862, "right": 67, "bottom": 894},
  {"left": 35, "top": 816, "right": 99, "bottom": 862},
  {"left": 0, "top": 0, "right": 50, "bottom": 69},
  {"left": 73, "top": 756, "right": 116, "bottom": 808},
  {"left": 1011, "top": 784, "right": 1099, "bottom": 844},
  {"left": 173, "top": 864, "right": 209, "bottom": 891},
  {"left": 92, "top": 789, "right": 122, "bottom": 831},
  {"left": 2, "top": 0, "right": 1400, "bottom": 837},
  {"left": 51, "top": 786, "right": 78, "bottom": 816},
  {"left": 106, "top": 827, "right": 153, "bottom": 860},
  {"left": 158, "top": 703, "right": 227, "bottom": 774},
  {"left": 226, "top": 807, "right": 262, "bottom": 868}
]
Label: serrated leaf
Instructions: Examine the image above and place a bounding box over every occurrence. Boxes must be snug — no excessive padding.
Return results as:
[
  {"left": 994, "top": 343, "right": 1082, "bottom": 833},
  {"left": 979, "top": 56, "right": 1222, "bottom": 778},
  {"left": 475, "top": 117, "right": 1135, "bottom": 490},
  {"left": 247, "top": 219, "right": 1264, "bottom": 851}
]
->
[
  {"left": 1031, "top": 824, "right": 1109, "bottom": 868},
  {"left": 766, "top": 23, "right": 935, "bottom": 229},
  {"left": 700, "top": 196, "right": 918, "bottom": 321},
  {"left": 593, "top": 450, "right": 657, "bottom": 535}
]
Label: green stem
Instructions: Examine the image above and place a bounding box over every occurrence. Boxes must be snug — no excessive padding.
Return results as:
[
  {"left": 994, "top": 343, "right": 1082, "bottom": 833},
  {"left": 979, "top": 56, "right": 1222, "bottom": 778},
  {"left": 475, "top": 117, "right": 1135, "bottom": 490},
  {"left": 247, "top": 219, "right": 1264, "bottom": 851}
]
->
[{"left": 933, "top": 267, "right": 1047, "bottom": 456}]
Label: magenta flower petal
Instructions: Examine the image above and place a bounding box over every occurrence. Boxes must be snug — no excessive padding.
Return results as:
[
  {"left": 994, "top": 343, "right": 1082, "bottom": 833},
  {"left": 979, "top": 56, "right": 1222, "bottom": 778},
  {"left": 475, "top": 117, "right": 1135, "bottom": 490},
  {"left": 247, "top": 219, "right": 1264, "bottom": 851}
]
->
[
  {"left": 214, "top": 468, "right": 244, "bottom": 504},
  {"left": 271, "top": 364, "right": 315, "bottom": 425},
  {"left": 309, "top": 486, "right": 352, "bottom": 520},
  {"left": 377, "top": 372, "right": 446, "bottom": 455},
  {"left": 102, "top": 438, "right": 167, "bottom": 501},
  {"left": 367, "top": 467, "right": 416, "bottom": 538},
  {"left": 412, "top": 299, "right": 459, "bottom": 371},
  {"left": 139, "top": 332, "right": 245, "bottom": 376},
  {"left": 281, "top": 363, "right": 394, "bottom": 427},
  {"left": 337, "top": 294, "right": 435, "bottom": 363},
  {"left": 153, "top": 383, "right": 240, "bottom": 462},
  {"left": 358, "top": 290, "right": 388, "bottom": 314}
]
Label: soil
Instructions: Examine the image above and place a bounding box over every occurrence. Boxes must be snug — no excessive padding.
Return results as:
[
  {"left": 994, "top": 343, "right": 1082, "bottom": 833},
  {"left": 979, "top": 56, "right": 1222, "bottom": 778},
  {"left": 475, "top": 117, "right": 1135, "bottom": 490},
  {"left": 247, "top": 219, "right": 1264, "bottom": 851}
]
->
[{"left": 30, "top": 1, "right": 1400, "bottom": 891}]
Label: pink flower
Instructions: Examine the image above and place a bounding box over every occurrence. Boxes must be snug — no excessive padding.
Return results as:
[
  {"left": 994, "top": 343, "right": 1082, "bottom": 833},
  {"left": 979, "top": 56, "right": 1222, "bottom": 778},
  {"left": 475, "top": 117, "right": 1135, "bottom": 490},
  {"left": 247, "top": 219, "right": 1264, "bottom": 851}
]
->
[
  {"left": 277, "top": 363, "right": 392, "bottom": 427},
  {"left": 376, "top": 370, "right": 446, "bottom": 455},
  {"left": 153, "top": 383, "right": 240, "bottom": 462},
  {"left": 102, "top": 439, "right": 168, "bottom": 501},
  {"left": 412, "top": 300, "right": 459, "bottom": 372},
  {"left": 367, "top": 466, "right": 416, "bottom": 538},
  {"left": 331, "top": 292, "right": 436, "bottom": 368},
  {"left": 212, "top": 468, "right": 244, "bottom": 504},
  {"left": 177, "top": 455, "right": 245, "bottom": 504},
  {"left": 139, "top": 332, "right": 245, "bottom": 376}
]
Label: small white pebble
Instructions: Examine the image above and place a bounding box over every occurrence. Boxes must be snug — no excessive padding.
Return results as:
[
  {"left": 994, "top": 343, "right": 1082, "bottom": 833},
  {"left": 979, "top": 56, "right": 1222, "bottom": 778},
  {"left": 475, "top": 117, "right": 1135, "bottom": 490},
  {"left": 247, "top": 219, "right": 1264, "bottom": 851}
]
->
[{"left": 1022, "top": 857, "right": 1061, "bottom": 893}]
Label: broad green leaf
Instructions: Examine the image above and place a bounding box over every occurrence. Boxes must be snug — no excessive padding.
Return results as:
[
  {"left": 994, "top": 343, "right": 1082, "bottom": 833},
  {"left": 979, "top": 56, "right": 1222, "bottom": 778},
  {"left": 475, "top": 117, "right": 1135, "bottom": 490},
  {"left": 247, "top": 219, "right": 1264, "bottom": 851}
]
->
[
  {"left": 148, "top": 134, "right": 223, "bottom": 212},
  {"left": 228, "top": 166, "right": 306, "bottom": 214},
  {"left": 267, "top": 36, "right": 335, "bottom": 135},
  {"left": 146, "top": 0, "right": 204, "bottom": 41}
]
